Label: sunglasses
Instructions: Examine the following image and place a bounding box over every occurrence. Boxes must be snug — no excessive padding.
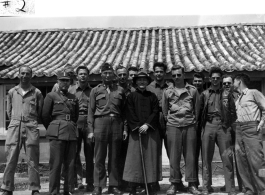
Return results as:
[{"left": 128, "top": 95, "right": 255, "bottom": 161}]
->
[
  {"left": 211, "top": 77, "right": 221, "bottom": 80},
  {"left": 223, "top": 82, "right": 232, "bottom": 86},
  {"left": 172, "top": 74, "right": 182, "bottom": 77}
]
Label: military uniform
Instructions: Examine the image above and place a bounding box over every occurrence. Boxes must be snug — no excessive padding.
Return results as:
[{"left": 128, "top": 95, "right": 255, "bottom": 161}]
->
[
  {"left": 88, "top": 83, "right": 126, "bottom": 188},
  {"left": 118, "top": 83, "right": 135, "bottom": 189},
  {"left": 69, "top": 82, "right": 94, "bottom": 188},
  {"left": 42, "top": 73, "right": 79, "bottom": 195},
  {"left": 162, "top": 83, "right": 200, "bottom": 188},
  {"left": 1, "top": 85, "right": 43, "bottom": 193},
  {"left": 199, "top": 87, "right": 236, "bottom": 193}
]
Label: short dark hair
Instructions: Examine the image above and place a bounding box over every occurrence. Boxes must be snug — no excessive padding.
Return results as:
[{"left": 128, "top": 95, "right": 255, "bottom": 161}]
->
[
  {"left": 171, "top": 65, "right": 185, "bottom": 74},
  {"left": 193, "top": 72, "right": 205, "bottom": 81},
  {"left": 76, "top": 66, "right": 90, "bottom": 75},
  {"left": 209, "top": 67, "right": 223, "bottom": 77},
  {"left": 128, "top": 66, "right": 139, "bottom": 72},
  {"left": 234, "top": 73, "right": 251, "bottom": 87},
  {"left": 19, "top": 65, "right": 32, "bottom": 75},
  {"left": 153, "top": 62, "right": 167, "bottom": 72},
  {"left": 222, "top": 74, "right": 233, "bottom": 80},
  {"left": 116, "top": 65, "right": 127, "bottom": 72}
]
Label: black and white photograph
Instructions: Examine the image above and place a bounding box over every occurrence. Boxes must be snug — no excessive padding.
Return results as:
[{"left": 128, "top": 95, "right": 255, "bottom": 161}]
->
[{"left": 1, "top": 1, "right": 265, "bottom": 195}]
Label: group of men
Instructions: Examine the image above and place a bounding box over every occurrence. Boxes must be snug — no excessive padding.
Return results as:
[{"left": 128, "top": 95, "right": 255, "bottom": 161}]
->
[{"left": 1, "top": 62, "right": 265, "bottom": 195}]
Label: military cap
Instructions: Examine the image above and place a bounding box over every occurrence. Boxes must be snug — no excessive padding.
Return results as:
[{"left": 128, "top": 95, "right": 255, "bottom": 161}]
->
[
  {"left": 63, "top": 64, "right": 74, "bottom": 73},
  {"left": 57, "top": 71, "right": 71, "bottom": 80},
  {"left": 101, "top": 63, "right": 113, "bottom": 72},
  {"left": 133, "top": 70, "right": 152, "bottom": 85}
]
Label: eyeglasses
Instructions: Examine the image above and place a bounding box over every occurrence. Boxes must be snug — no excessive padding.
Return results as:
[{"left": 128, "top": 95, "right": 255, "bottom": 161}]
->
[
  {"left": 172, "top": 74, "right": 182, "bottom": 78},
  {"left": 223, "top": 82, "right": 232, "bottom": 86},
  {"left": 211, "top": 77, "right": 221, "bottom": 80}
]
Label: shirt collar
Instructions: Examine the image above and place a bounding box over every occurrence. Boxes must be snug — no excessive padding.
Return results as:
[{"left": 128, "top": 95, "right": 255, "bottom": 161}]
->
[
  {"left": 150, "top": 80, "right": 168, "bottom": 89},
  {"left": 242, "top": 88, "right": 249, "bottom": 95},
  {"left": 209, "top": 86, "right": 221, "bottom": 93},
  {"left": 76, "top": 81, "right": 91, "bottom": 90},
  {"left": 136, "top": 88, "right": 147, "bottom": 93},
  {"left": 15, "top": 84, "right": 34, "bottom": 94}
]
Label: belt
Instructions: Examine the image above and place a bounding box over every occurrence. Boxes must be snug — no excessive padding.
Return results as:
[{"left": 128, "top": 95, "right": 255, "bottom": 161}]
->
[
  {"left": 236, "top": 121, "right": 259, "bottom": 125},
  {"left": 79, "top": 111, "right": 87, "bottom": 115},
  {"left": 11, "top": 116, "right": 37, "bottom": 122},
  {"left": 207, "top": 116, "right": 221, "bottom": 122},
  {"left": 96, "top": 113, "right": 120, "bottom": 118},
  {"left": 53, "top": 114, "right": 72, "bottom": 121}
]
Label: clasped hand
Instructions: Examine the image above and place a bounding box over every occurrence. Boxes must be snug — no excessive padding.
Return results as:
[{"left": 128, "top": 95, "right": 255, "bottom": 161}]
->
[{"left": 139, "top": 124, "right": 148, "bottom": 134}]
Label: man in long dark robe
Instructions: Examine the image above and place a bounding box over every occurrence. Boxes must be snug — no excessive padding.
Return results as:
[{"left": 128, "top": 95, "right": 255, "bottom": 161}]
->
[{"left": 123, "top": 71, "right": 162, "bottom": 195}]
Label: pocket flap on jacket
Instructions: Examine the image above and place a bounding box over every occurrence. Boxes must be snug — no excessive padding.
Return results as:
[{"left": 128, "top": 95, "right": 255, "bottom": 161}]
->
[
  {"left": 96, "top": 94, "right": 106, "bottom": 100},
  {"left": 114, "top": 94, "right": 122, "bottom": 99},
  {"left": 46, "top": 121, "right": 60, "bottom": 138}
]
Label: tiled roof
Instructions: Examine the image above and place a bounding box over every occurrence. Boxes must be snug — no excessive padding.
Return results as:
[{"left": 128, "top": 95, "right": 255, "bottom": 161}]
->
[{"left": 1, "top": 25, "right": 265, "bottom": 79}]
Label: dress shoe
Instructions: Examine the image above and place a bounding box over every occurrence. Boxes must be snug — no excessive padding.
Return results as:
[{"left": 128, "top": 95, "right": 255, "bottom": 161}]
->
[
  {"left": 32, "top": 191, "right": 40, "bottom": 195},
  {"left": 176, "top": 182, "right": 187, "bottom": 192},
  {"left": 64, "top": 192, "right": 73, "bottom": 195},
  {"left": 92, "top": 187, "right": 102, "bottom": 195},
  {"left": 201, "top": 190, "right": 209, "bottom": 195},
  {"left": 1, "top": 190, "right": 13, "bottom": 195},
  {"left": 167, "top": 184, "right": 177, "bottom": 195},
  {"left": 154, "top": 182, "right": 160, "bottom": 192},
  {"left": 77, "top": 183, "right": 85, "bottom": 190},
  {"left": 241, "top": 187, "right": 247, "bottom": 193},
  {"left": 86, "top": 183, "right": 94, "bottom": 192},
  {"left": 148, "top": 184, "right": 158, "bottom": 195},
  {"left": 220, "top": 185, "right": 226, "bottom": 192},
  {"left": 244, "top": 190, "right": 255, "bottom": 195},
  {"left": 129, "top": 187, "right": 136, "bottom": 195},
  {"left": 188, "top": 184, "right": 201, "bottom": 195},
  {"left": 108, "top": 186, "right": 122, "bottom": 195},
  {"left": 208, "top": 187, "right": 214, "bottom": 193},
  {"left": 228, "top": 190, "right": 237, "bottom": 195}
]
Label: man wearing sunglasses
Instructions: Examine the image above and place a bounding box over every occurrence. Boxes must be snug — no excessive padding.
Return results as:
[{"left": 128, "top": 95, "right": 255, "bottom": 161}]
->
[
  {"left": 199, "top": 67, "right": 236, "bottom": 195},
  {"left": 221, "top": 75, "right": 244, "bottom": 193},
  {"left": 162, "top": 65, "right": 200, "bottom": 195}
]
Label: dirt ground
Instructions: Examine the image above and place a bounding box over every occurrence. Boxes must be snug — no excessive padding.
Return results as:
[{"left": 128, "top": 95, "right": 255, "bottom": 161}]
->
[{"left": 0, "top": 174, "right": 243, "bottom": 195}]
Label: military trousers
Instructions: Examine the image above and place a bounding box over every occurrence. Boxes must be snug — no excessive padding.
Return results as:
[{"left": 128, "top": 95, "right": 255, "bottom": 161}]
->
[
  {"left": 195, "top": 124, "right": 202, "bottom": 186},
  {"left": 119, "top": 132, "right": 129, "bottom": 187},
  {"left": 94, "top": 116, "right": 123, "bottom": 187},
  {"left": 49, "top": 139, "right": 77, "bottom": 194},
  {"left": 235, "top": 122, "right": 265, "bottom": 194},
  {"left": 1, "top": 120, "right": 40, "bottom": 192},
  {"left": 231, "top": 124, "right": 243, "bottom": 191},
  {"left": 201, "top": 120, "right": 235, "bottom": 191},
  {"left": 166, "top": 124, "right": 197, "bottom": 183},
  {"left": 75, "top": 115, "right": 94, "bottom": 185}
]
